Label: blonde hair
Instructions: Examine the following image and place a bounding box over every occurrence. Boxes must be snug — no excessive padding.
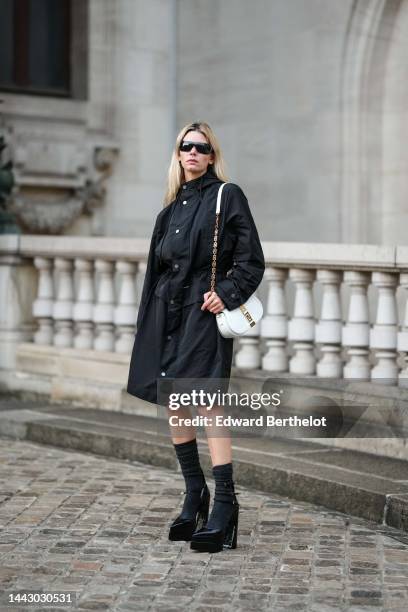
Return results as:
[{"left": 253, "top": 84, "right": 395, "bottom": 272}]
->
[{"left": 163, "top": 121, "right": 229, "bottom": 206}]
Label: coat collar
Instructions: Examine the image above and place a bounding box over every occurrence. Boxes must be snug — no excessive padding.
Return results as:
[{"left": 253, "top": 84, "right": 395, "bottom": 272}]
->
[
  {"left": 176, "top": 167, "right": 223, "bottom": 212},
  {"left": 179, "top": 166, "right": 222, "bottom": 193}
]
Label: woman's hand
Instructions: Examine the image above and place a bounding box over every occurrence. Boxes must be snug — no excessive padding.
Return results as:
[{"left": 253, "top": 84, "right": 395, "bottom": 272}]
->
[{"left": 201, "top": 291, "right": 225, "bottom": 314}]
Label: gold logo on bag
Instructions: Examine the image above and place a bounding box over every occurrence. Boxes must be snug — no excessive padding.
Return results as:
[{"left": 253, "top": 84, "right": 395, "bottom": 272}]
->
[{"left": 239, "top": 305, "right": 255, "bottom": 327}]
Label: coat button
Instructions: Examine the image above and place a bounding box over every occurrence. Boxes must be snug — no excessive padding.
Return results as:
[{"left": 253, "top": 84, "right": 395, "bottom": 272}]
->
[
  {"left": 182, "top": 185, "right": 187, "bottom": 190},
  {"left": 173, "top": 263, "right": 179, "bottom": 270},
  {"left": 161, "top": 371, "right": 166, "bottom": 376},
  {"left": 170, "top": 299, "right": 175, "bottom": 304},
  {"left": 167, "top": 335, "right": 172, "bottom": 340},
  {"left": 231, "top": 293, "right": 236, "bottom": 298},
  {"left": 175, "top": 229, "right": 180, "bottom": 233},
  {"left": 182, "top": 200, "right": 187, "bottom": 205}
]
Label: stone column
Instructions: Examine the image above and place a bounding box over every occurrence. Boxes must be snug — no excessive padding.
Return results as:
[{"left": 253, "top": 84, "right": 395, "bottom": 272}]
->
[
  {"left": 260, "top": 267, "right": 288, "bottom": 373},
  {"left": 33, "top": 257, "right": 54, "bottom": 345},
  {"left": 0, "top": 235, "right": 37, "bottom": 372},
  {"left": 288, "top": 268, "right": 316, "bottom": 375},
  {"left": 370, "top": 271, "right": 399, "bottom": 384},
  {"left": 342, "top": 271, "right": 371, "bottom": 380},
  {"left": 315, "top": 269, "right": 343, "bottom": 377}
]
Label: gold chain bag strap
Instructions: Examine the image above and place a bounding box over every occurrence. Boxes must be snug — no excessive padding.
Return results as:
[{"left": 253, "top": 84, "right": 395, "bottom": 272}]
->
[{"left": 210, "top": 183, "right": 263, "bottom": 338}]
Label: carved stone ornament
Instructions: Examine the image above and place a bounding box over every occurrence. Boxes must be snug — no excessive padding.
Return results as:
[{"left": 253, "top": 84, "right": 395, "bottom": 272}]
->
[
  {"left": 5, "top": 130, "right": 119, "bottom": 234},
  {"left": 10, "top": 190, "right": 85, "bottom": 234}
]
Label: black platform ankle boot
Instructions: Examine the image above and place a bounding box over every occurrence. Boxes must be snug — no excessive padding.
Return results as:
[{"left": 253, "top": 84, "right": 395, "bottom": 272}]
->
[
  {"left": 190, "top": 462, "right": 239, "bottom": 553},
  {"left": 168, "top": 438, "right": 210, "bottom": 542}
]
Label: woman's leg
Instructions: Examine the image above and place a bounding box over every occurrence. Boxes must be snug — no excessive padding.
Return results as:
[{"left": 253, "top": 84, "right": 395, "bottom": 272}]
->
[
  {"left": 196, "top": 404, "right": 237, "bottom": 533},
  {"left": 166, "top": 405, "right": 208, "bottom": 535},
  {"left": 197, "top": 404, "right": 231, "bottom": 466},
  {"left": 166, "top": 405, "right": 195, "bottom": 444}
]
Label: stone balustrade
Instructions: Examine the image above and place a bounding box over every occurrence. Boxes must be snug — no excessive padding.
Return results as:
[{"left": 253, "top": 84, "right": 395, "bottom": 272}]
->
[{"left": 1, "top": 235, "right": 408, "bottom": 387}]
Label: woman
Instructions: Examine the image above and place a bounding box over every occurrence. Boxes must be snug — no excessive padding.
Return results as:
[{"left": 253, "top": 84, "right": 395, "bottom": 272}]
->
[{"left": 127, "top": 121, "right": 265, "bottom": 553}]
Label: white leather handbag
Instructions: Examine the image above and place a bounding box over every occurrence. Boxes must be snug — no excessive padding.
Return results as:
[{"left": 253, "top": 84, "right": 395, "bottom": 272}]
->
[{"left": 210, "top": 182, "right": 263, "bottom": 338}]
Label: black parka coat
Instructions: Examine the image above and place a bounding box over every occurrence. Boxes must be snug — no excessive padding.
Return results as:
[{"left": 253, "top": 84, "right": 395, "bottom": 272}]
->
[{"left": 126, "top": 166, "right": 265, "bottom": 406}]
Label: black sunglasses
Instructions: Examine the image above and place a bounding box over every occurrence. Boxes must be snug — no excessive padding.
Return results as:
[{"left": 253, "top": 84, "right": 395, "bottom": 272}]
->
[{"left": 179, "top": 140, "right": 213, "bottom": 155}]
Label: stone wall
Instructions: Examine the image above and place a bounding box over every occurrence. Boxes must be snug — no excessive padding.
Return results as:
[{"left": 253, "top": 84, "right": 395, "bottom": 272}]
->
[
  {"left": 2, "top": 0, "right": 408, "bottom": 245},
  {"left": 176, "top": 0, "right": 408, "bottom": 246}
]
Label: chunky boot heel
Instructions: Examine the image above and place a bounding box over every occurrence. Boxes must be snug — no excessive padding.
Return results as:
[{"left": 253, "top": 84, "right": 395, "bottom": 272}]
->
[
  {"left": 190, "top": 493, "right": 239, "bottom": 553},
  {"left": 168, "top": 484, "right": 210, "bottom": 542},
  {"left": 190, "top": 462, "right": 239, "bottom": 553},
  {"left": 223, "top": 503, "right": 239, "bottom": 549}
]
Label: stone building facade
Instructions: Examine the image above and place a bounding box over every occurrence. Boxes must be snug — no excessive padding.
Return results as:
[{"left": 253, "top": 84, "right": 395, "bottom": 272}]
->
[{"left": 1, "top": 0, "right": 408, "bottom": 244}]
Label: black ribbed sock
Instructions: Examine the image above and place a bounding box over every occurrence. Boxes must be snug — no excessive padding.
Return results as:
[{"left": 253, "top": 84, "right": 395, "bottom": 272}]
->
[
  {"left": 205, "top": 462, "right": 236, "bottom": 531},
  {"left": 174, "top": 438, "right": 206, "bottom": 520}
]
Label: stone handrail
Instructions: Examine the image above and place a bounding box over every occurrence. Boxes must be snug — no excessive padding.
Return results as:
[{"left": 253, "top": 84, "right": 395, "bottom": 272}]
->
[{"left": 1, "top": 234, "right": 408, "bottom": 385}]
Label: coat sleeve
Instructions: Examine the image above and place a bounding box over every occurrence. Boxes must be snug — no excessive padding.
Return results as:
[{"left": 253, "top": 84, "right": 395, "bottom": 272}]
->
[
  {"left": 136, "top": 215, "right": 162, "bottom": 329},
  {"left": 215, "top": 184, "right": 265, "bottom": 311}
]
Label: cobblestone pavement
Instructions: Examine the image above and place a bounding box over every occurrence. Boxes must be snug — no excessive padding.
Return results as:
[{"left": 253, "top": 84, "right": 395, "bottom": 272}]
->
[{"left": 0, "top": 438, "right": 408, "bottom": 612}]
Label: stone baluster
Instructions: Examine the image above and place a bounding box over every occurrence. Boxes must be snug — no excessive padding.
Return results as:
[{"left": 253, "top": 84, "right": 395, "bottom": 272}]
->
[
  {"left": 260, "top": 267, "right": 288, "bottom": 372},
  {"left": 315, "top": 269, "right": 343, "bottom": 377},
  {"left": 342, "top": 271, "right": 371, "bottom": 380},
  {"left": 370, "top": 271, "right": 399, "bottom": 384},
  {"left": 73, "top": 258, "right": 94, "bottom": 350},
  {"left": 234, "top": 289, "right": 263, "bottom": 369},
  {"left": 114, "top": 260, "right": 138, "bottom": 353},
  {"left": 53, "top": 257, "right": 74, "bottom": 347},
  {"left": 93, "top": 259, "right": 115, "bottom": 352},
  {"left": 32, "top": 257, "right": 54, "bottom": 345},
  {"left": 397, "top": 273, "right": 408, "bottom": 387},
  {"left": 288, "top": 268, "right": 316, "bottom": 375},
  {"left": 234, "top": 334, "right": 262, "bottom": 369}
]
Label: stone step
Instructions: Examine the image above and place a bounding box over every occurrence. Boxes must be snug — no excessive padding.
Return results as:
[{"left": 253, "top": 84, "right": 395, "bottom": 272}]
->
[
  {"left": 0, "top": 394, "right": 407, "bottom": 533},
  {"left": 5, "top": 347, "right": 408, "bottom": 462}
]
